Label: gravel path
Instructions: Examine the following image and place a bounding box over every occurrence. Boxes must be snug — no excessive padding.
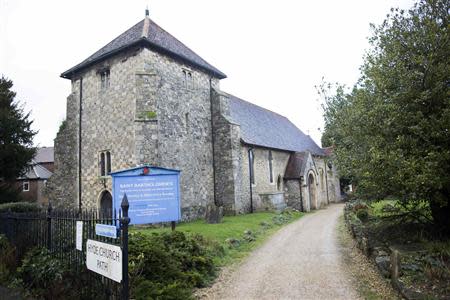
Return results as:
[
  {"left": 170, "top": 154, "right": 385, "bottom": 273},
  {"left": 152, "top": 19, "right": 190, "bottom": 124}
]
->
[{"left": 200, "top": 204, "right": 359, "bottom": 300}]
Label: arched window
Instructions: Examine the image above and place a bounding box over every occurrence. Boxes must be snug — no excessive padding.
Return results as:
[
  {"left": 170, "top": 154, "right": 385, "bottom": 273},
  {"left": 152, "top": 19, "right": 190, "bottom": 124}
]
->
[
  {"left": 99, "top": 190, "right": 112, "bottom": 216},
  {"left": 277, "top": 175, "right": 282, "bottom": 191},
  {"left": 249, "top": 149, "right": 255, "bottom": 185},
  {"left": 106, "top": 151, "right": 111, "bottom": 174},
  {"left": 100, "top": 152, "right": 105, "bottom": 176},
  {"left": 99, "top": 150, "right": 112, "bottom": 176}
]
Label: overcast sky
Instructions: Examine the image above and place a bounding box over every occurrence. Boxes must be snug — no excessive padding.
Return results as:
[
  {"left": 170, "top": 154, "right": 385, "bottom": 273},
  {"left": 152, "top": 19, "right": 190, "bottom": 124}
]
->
[{"left": 1, "top": 0, "right": 414, "bottom": 147}]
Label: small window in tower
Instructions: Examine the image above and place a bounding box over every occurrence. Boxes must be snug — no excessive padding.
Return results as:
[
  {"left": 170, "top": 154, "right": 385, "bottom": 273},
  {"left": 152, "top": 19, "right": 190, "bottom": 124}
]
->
[
  {"left": 188, "top": 72, "right": 193, "bottom": 89},
  {"left": 99, "top": 150, "right": 111, "bottom": 176},
  {"left": 100, "top": 152, "right": 105, "bottom": 176},
  {"left": 185, "top": 113, "right": 190, "bottom": 129},
  {"left": 106, "top": 152, "right": 111, "bottom": 175},
  {"left": 100, "top": 70, "right": 110, "bottom": 90},
  {"left": 182, "top": 68, "right": 193, "bottom": 90}
]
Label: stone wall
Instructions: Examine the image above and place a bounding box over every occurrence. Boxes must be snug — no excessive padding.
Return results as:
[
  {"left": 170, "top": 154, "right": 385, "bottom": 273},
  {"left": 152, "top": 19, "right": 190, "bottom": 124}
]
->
[
  {"left": 313, "top": 156, "right": 329, "bottom": 208},
  {"left": 210, "top": 90, "right": 244, "bottom": 215},
  {"left": 50, "top": 46, "right": 221, "bottom": 220},
  {"left": 77, "top": 48, "right": 140, "bottom": 210},
  {"left": 137, "top": 48, "right": 219, "bottom": 220},
  {"left": 46, "top": 92, "right": 79, "bottom": 209},
  {"left": 326, "top": 161, "right": 341, "bottom": 203},
  {"left": 238, "top": 145, "right": 290, "bottom": 213},
  {"left": 284, "top": 179, "right": 302, "bottom": 210}
]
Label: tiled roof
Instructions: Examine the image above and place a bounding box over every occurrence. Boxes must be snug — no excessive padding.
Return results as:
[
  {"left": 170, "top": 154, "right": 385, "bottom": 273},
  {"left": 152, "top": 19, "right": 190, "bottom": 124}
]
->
[
  {"left": 34, "top": 147, "right": 54, "bottom": 163},
  {"left": 227, "top": 94, "right": 325, "bottom": 155},
  {"left": 19, "top": 163, "right": 53, "bottom": 180},
  {"left": 284, "top": 152, "right": 308, "bottom": 179},
  {"left": 61, "top": 18, "right": 226, "bottom": 79}
]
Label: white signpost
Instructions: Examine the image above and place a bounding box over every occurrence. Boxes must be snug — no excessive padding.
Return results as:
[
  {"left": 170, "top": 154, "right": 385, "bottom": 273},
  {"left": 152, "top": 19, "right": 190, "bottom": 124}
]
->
[
  {"left": 76, "top": 221, "right": 83, "bottom": 251},
  {"left": 86, "top": 239, "right": 122, "bottom": 283}
]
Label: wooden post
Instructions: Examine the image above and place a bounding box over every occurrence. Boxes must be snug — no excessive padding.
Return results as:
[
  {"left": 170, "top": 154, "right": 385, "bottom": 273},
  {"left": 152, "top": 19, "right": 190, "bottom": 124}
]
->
[{"left": 391, "top": 248, "right": 400, "bottom": 281}]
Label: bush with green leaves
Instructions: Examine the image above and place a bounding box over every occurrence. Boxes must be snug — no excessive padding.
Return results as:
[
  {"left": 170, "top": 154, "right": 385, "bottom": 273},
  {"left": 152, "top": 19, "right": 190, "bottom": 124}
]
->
[
  {"left": 18, "top": 247, "right": 68, "bottom": 299},
  {"left": 356, "top": 209, "right": 369, "bottom": 222},
  {"left": 320, "top": 0, "right": 450, "bottom": 231},
  {"left": 0, "top": 234, "right": 16, "bottom": 283},
  {"left": 0, "top": 201, "right": 41, "bottom": 213},
  {"left": 129, "top": 231, "right": 220, "bottom": 299}
]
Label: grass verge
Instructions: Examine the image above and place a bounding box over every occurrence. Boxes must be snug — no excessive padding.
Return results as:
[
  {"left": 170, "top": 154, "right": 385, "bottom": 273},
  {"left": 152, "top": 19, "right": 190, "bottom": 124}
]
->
[{"left": 133, "top": 210, "right": 305, "bottom": 266}]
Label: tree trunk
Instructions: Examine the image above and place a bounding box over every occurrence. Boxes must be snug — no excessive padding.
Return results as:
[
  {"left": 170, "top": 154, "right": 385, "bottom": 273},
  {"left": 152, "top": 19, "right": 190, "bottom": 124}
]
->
[{"left": 430, "top": 197, "right": 450, "bottom": 235}]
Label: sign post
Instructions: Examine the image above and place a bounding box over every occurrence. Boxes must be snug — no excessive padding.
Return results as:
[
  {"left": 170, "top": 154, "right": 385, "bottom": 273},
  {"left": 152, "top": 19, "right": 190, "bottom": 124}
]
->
[
  {"left": 120, "top": 194, "right": 130, "bottom": 300},
  {"left": 76, "top": 221, "right": 83, "bottom": 250},
  {"left": 111, "top": 165, "right": 181, "bottom": 225},
  {"left": 95, "top": 224, "right": 118, "bottom": 239},
  {"left": 86, "top": 239, "right": 122, "bottom": 283}
]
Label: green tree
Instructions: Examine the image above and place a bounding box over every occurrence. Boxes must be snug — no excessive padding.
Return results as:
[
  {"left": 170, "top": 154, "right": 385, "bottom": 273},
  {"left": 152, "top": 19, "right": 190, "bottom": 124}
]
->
[
  {"left": 321, "top": 0, "right": 450, "bottom": 230},
  {"left": 0, "top": 76, "right": 37, "bottom": 203}
]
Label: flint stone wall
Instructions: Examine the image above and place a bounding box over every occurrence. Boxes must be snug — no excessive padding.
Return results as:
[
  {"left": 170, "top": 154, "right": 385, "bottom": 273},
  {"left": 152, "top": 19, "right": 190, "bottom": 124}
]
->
[{"left": 49, "top": 46, "right": 220, "bottom": 220}]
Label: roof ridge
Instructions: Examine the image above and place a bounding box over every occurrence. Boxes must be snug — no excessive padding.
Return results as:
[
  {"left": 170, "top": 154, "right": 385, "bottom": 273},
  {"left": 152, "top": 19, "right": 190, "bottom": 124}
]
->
[
  {"left": 147, "top": 19, "right": 219, "bottom": 69},
  {"left": 142, "top": 17, "right": 150, "bottom": 38},
  {"left": 84, "top": 19, "right": 144, "bottom": 62},
  {"left": 227, "top": 92, "right": 325, "bottom": 155},
  {"left": 62, "top": 17, "right": 226, "bottom": 79}
]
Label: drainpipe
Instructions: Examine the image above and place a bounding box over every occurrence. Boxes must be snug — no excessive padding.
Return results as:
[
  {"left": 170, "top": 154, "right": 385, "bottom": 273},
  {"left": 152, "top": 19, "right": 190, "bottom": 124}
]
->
[
  {"left": 78, "top": 77, "right": 83, "bottom": 212},
  {"left": 209, "top": 77, "right": 217, "bottom": 206},
  {"left": 299, "top": 177, "right": 304, "bottom": 212},
  {"left": 248, "top": 148, "right": 254, "bottom": 213},
  {"left": 324, "top": 160, "right": 329, "bottom": 204}
]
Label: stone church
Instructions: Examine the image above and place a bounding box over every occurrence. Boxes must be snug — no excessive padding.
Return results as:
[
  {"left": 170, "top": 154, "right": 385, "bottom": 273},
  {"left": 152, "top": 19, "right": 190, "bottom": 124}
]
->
[{"left": 48, "top": 11, "right": 341, "bottom": 219}]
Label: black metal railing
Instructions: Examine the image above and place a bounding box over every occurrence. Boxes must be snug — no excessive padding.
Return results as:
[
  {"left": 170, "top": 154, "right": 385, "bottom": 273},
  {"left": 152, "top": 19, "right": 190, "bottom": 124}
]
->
[{"left": 0, "top": 196, "right": 130, "bottom": 300}]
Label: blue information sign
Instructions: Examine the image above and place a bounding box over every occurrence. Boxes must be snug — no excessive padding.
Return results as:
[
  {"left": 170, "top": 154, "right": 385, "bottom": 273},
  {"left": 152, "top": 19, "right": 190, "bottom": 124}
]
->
[
  {"left": 111, "top": 166, "right": 181, "bottom": 225},
  {"left": 95, "top": 224, "right": 118, "bottom": 238}
]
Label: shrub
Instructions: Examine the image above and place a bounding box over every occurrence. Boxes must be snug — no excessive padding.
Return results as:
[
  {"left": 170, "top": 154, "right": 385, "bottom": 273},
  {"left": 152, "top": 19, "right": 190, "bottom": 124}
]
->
[
  {"left": 0, "top": 202, "right": 41, "bottom": 213},
  {"left": 356, "top": 209, "right": 369, "bottom": 222},
  {"left": 132, "top": 279, "right": 193, "bottom": 300},
  {"left": 18, "top": 247, "right": 68, "bottom": 299},
  {"left": 242, "top": 230, "right": 256, "bottom": 242},
  {"left": 0, "top": 234, "right": 16, "bottom": 283},
  {"left": 0, "top": 184, "right": 22, "bottom": 204},
  {"left": 225, "top": 238, "right": 241, "bottom": 248},
  {"left": 128, "top": 231, "right": 218, "bottom": 299},
  {"left": 352, "top": 202, "right": 368, "bottom": 212},
  {"left": 259, "top": 221, "right": 272, "bottom": 229},
  {"left": 272, "top": 213, "right": 292, "bottom": 225}
]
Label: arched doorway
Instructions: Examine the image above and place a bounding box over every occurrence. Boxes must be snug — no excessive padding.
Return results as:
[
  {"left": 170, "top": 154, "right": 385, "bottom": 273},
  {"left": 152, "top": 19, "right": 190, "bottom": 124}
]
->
[
  {"left": 308, "top": 173, "right": 317, "bottom": 210},
  {"left": 99, "top": 190, "right": 112, "bottom": 215}
]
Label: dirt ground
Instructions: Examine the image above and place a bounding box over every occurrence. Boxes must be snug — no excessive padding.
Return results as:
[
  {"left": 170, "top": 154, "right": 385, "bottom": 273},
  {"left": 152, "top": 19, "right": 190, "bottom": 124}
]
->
[
  {"left": 197, "top": 204, "right": 361, "bottom": 300},
  {"left": 337, "top": 214, "right": 401, "bottom": 300}
]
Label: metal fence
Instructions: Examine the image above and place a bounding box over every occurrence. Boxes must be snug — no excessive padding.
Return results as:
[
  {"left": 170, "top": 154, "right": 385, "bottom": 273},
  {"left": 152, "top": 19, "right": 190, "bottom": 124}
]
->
[{"left": 0, "top": 197, "right": 130, "bottom": 300}]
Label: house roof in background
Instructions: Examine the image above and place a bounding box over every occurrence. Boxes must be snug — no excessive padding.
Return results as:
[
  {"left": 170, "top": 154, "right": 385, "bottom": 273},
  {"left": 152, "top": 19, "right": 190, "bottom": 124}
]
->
[
  {"left": 34, "top": 147, "right": 54, "bottom": 163},
  {"left": 227, "top": 94, "right": 325, "bottom": 155},
  {"left": 19, "top": 163, "right": 53, "bottom": 180},
  {"left": 61, "top": 17, "right": 226, "bottom": 79}
]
